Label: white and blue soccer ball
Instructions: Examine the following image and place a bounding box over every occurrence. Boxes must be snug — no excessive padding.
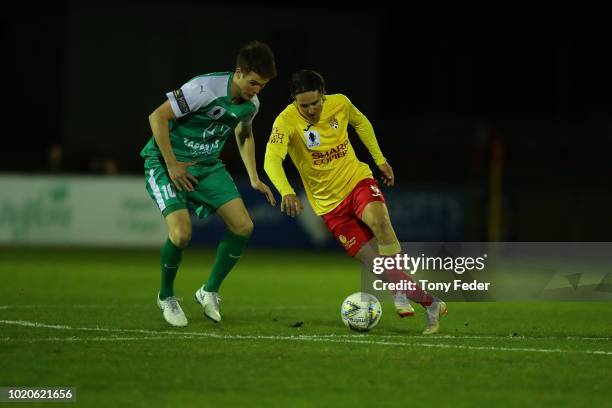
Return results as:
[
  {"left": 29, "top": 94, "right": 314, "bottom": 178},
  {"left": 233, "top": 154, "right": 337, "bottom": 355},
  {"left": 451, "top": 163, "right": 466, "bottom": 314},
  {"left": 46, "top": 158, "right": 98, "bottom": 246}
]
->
[{"left": 341, "top": 292, "right": 382, "bottom": 332}]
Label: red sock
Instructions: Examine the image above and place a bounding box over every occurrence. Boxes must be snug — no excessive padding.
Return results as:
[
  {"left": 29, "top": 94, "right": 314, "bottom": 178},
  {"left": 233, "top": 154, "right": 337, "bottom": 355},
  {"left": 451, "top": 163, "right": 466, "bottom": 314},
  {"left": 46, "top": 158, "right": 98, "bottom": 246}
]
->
[{"left": 383, "top": 267, "right": 433, "bottom": 307}]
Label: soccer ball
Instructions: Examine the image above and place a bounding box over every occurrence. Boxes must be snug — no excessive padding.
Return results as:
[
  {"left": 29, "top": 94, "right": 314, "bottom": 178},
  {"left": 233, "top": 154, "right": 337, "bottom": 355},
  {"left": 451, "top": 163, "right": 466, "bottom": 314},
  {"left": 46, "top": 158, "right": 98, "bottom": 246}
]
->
[{"left": 340, "top": 292, "right": 382, "bottom": 332}]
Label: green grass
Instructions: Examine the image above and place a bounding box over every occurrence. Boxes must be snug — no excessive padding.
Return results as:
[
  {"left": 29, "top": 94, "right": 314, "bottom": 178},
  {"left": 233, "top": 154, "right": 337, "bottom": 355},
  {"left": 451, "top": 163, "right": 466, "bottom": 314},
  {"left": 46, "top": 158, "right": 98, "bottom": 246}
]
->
[{"left": 0, "top": 247, "right": 611, "bottom": 407}]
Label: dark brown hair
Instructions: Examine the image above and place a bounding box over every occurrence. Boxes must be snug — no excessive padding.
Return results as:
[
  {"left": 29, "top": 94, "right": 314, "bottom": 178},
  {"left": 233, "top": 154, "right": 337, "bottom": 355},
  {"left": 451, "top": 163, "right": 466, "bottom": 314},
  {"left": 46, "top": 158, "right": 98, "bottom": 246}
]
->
[
  {"left": 236, "top": 40, "right": 277, "bottom": 80},
  {"left": 289, "top": 70, "right": 326, "bottom": 99}
]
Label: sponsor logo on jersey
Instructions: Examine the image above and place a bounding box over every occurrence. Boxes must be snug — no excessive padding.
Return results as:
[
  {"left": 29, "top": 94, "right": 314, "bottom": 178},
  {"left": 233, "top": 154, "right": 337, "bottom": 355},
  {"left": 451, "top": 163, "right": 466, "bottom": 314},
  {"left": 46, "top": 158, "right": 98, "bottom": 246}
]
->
[
  {"left": 173, "top": 89, "right": 190, "bottom": 114},
  {"left": 206, "top": 106, "right": 226, "bottom": 120},
  {"left": 329, "top": 117, "right": 339, "bottom": 129},
  {"left": 311, "top": 140, "right": 349, "bottom": 165},
  {"left": 183, "top": 137, "right": 220, "bottom": 156},
  {"left": 270, "top": 127, "right": 284, "bottom": 144},
  {"left": 338, "top": 234, "right": 356, "bottom": 249},
  {"left": 304, "top": 129, "right": 321, "bottom": 148}
]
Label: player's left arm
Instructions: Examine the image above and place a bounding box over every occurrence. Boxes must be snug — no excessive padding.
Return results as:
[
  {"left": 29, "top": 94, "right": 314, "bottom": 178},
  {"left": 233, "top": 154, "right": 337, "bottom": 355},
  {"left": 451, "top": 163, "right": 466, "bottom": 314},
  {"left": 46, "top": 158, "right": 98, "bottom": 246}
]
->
[
  {"left": 346, "top": 95, "right": 395, "bottom": 186},
  {"left": 235, "top": 122, "right": 276, "bottom": 205}
]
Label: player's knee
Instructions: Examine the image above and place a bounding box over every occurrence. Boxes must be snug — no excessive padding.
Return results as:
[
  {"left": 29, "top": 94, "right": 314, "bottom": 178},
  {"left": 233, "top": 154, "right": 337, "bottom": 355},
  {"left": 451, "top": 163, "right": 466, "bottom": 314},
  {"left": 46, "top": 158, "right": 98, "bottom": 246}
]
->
[
  {"left": 372, "top": 222, "right": 397, "bottom": 244},
  {"left": 367, "top": 216, "right": 389, "bottom": 235},
  {"left": 231, "top": 218, "right": 254, "bottom": 237},
  {"left": 170, "top": 225, "right": 192, "bottom": 248}
]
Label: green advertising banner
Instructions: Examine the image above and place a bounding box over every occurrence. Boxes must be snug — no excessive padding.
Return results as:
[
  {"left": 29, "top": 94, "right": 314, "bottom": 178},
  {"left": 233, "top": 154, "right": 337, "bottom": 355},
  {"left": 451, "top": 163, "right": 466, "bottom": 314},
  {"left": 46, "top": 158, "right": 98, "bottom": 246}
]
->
[{"left": 0, "top": 175, "right": 165, "bottom": 246}]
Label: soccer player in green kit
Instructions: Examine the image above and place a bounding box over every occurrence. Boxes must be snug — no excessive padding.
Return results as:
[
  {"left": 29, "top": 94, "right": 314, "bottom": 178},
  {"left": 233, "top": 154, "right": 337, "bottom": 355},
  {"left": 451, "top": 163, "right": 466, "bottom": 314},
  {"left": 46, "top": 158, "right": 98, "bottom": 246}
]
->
[{"left": 141, "top": 41, "right": 277, "bottom": 327}]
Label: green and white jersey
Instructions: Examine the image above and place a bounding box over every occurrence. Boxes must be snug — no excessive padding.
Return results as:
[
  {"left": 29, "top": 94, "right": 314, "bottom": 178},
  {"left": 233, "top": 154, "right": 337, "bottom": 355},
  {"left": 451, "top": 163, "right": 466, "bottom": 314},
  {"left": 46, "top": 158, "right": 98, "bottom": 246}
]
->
[{"left": 140, "top": 72, "right": 259, "bottom": 165}]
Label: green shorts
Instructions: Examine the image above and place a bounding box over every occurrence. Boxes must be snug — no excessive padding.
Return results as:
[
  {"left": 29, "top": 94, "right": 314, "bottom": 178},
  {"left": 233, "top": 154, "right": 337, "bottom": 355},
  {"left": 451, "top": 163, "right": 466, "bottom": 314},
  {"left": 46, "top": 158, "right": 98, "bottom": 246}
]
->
[{"left": 144, "top": 158, "right": 242, "bottom": 219}]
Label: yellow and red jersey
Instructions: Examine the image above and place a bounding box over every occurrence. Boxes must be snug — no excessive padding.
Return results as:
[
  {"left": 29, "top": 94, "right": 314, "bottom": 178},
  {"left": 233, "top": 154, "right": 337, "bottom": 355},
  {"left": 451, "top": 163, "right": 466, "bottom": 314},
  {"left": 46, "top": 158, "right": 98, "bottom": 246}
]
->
[{"left": 264, "top": 94, "right": 386, "bottom": 215}]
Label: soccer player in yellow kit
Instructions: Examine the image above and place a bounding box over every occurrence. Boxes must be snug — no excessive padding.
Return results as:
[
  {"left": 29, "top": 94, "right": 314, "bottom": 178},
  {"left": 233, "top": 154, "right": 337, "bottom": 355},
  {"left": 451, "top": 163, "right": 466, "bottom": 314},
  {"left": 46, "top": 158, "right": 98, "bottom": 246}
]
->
[{"left": 264, "top": 70, "right": 447, "bottom": 334}]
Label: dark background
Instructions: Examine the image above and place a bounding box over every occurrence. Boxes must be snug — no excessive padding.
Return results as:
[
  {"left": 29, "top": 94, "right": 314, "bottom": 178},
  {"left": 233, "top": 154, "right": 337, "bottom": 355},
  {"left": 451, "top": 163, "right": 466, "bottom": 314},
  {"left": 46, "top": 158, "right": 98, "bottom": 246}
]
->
[{"left": 3, "top": 2, "right": 612, "bottom": 241}]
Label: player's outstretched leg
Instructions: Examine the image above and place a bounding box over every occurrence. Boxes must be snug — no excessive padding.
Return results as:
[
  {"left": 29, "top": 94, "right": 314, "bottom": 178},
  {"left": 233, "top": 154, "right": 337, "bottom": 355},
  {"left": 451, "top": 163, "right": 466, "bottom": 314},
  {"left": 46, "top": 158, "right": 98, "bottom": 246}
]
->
[
  {"left": 380, "top": 243, "right": 448, "bottom": 333},
  {"left": 196, "top": 198, "right": 253, "bottom": 322},
  {"left": 361, "top": 201, "right": 448, "bottom": 333},
  {"left": 356, "top": 244, "right": 416, "bottom": 317},
  {"left": 158, "top": 210, "right": 191, "bottom": 327},
  {"left": 392, "top": 292, "right": 416, "bottom": 317},
  {"left": 423, "top": 298, "right": 448, "bottom": 335}
]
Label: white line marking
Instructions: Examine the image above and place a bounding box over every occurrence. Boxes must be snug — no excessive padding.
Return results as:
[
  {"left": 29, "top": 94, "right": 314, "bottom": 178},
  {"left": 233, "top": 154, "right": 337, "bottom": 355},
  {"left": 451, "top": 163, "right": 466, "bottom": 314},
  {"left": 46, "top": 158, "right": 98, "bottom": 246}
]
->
[
  {"left": 2, "top": 305, "right": 610, "bottom": 341},
  {"left": 0, "top": 336, "right": 203, "bottom": 343},
  {"left": 308, "top": 333, "right": 612, "bottom": 342},
  {"left": 1, "top": 320, "right": 610, "bottom": 356},
  {"left": 0, "top": 304, "right": 149, "bottom": 309},
  {"left": 0, "top": 304, "right": 327, "bottom": 310}
]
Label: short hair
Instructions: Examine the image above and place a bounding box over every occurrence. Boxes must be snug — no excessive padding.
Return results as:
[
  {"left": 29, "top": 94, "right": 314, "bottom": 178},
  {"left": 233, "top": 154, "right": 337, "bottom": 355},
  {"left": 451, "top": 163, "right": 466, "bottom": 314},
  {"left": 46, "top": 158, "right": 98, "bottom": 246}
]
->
[
  {"left": 289, "top": 70, "right": 326, "bottom": 99},
  {"left": 236, "top": 40, "right": 277, "bottom": 80}
]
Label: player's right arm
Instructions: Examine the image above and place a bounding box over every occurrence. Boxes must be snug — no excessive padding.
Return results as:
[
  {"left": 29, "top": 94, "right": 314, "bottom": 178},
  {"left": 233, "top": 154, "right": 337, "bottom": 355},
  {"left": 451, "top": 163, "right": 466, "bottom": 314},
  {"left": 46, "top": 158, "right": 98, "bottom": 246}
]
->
[
  {"left": 148, "top": 100, "right": 198, "bottom": 192},
  {"left": 264, "top": 118, "right": 304, "bottom": 217}
]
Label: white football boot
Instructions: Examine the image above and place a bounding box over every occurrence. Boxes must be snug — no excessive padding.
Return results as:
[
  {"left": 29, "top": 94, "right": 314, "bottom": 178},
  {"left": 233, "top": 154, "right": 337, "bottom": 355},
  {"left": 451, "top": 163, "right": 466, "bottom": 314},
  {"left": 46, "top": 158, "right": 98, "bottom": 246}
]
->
[
  {"left": 392, "top": 292, "right": 415, "bottom": 317},
  {"left": 422, "top": 299, "right": 448, "bottom": 335},
  {"left": 157, "top": 293, "right": 188, "bottom": 327},
  {"left": 194, "top": 287, "right": 222, "bottom": 322}
]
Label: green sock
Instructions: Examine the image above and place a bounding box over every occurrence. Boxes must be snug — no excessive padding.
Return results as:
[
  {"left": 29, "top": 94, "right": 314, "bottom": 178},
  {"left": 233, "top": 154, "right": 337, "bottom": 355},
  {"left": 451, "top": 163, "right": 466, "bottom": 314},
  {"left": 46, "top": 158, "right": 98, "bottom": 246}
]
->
[
  {"left": 160, "top": 238, "right": 183, "bottom": 300},
  {"left": 204, "top": 230, "right": 250, "bottom": 292}
]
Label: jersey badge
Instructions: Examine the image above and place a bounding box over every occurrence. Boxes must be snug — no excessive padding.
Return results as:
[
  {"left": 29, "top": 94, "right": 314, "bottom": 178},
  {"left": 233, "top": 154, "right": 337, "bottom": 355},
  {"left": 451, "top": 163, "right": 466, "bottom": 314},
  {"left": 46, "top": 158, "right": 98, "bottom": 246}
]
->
[
  {"left": 304, "top": 129, "right": 321, "bottom": 148},
  {"left": 329, "top": 117, "right": 339, "bottom": 129},
  {"left": 370, "top": 184, "right": 382, "bottom": 197},
  {"left": 206, "top": 106, "right": 226, "bottom": 120}
]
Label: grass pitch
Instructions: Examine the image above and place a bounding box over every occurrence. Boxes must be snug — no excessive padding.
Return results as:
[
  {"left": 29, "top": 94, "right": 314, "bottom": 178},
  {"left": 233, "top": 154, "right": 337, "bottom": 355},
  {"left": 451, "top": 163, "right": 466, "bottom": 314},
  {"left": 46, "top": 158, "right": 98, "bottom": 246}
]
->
[{"left": 1, "top": 247, "right": 611, "bottom": 407}]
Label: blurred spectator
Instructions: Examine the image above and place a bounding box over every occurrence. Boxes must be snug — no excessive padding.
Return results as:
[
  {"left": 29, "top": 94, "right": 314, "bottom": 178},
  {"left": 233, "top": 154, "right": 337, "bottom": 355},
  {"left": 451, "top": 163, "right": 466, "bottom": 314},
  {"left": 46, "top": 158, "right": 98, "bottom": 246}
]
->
[
  {"left": 48, "top": 144, "right": 64, "bottom": 172},
  {"left": 89, "top": 157, "right": 119, "bottom": 175}
]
